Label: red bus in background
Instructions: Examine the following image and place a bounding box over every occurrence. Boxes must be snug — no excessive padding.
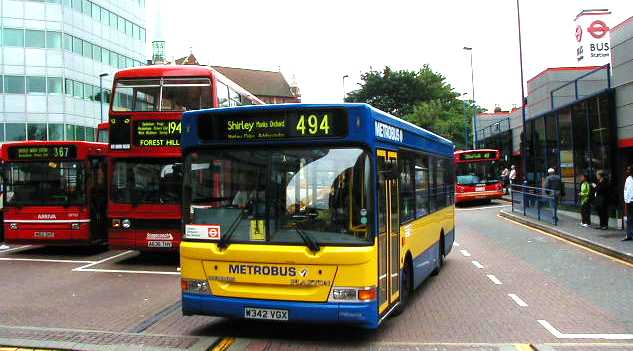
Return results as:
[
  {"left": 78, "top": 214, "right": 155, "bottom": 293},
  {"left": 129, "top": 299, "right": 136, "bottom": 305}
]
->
[
  {"left": 97, "top": 122, "right": 109, "bottom": 143},
  {"left": 107, "top": 65, "right": 263, "bottom": 251},
  {"left": 2, "top": 141, "right": 108, "bottom": 245},
  {"left": 454, "top": 149, "right": 504, "bottom": 203}
]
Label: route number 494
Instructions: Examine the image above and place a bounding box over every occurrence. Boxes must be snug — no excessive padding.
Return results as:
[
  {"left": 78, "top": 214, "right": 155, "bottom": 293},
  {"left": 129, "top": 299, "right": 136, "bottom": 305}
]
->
[{"left": 296, "top": 114, "right": 330, "bottom": 136}]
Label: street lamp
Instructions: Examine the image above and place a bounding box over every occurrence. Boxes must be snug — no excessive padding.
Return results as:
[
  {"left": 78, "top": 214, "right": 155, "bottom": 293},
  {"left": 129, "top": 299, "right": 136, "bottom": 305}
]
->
[
  {"left": 99, "top": 73, "right": 109, "bottom": 123},
  {"left": 462, "top": 92, "right": 469, "bottom": 150},
  {"left": 516, "top": 0, "right": 528, "bottom": 182},
  {"left": 342, "top": 75, "right": 349, "bottom": 102},
  {"left": 463, "top": 47, "right": 477, "bottom": 149}
]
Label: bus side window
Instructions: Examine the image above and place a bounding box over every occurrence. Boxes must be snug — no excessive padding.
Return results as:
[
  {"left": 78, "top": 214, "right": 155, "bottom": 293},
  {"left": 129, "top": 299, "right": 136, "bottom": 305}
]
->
[{"left": 399, "top": 154, "right": 415, "bottom": 223}]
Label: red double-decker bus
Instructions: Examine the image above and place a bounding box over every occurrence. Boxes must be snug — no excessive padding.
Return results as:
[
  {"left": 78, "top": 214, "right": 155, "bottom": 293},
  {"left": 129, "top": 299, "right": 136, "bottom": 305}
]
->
[
  {"left": 2, "top": 141, "right": 108, "bottom": 245},
  {"left": 454, "top": 149, "right": 504, "bottom": 203},
  {"left": 107, "top": 65, "right": 263, "bottom": 251}
]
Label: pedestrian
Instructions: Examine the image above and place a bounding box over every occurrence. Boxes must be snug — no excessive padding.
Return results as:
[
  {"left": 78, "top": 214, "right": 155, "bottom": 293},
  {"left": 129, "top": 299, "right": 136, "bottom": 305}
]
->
[
  {"left": 544, "top": 168, "right": 562, "bottom": 198},
  {"left": 501, "top": 167, "right": 510, "bottom": 194},
  {"left": 623, "top": 165, "right": 633, "bottom": 241},
  {"left": 593, "top": 170, "right": 610, "bottom": 230},
  {"left": 579, "top": 174, "right": 593, "bottom": 227},
  {"left": 509, "top": 165, "right": 517, "bottom": 192}
]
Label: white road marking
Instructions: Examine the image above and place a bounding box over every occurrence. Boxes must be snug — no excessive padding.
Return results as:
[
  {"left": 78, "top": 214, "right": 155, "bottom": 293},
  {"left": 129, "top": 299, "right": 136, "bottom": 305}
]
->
[
  {"left": 486, "top": 274, "right": 503, "bottom": 285},
  {"left": 72, "top": 250, "right": 134, "bottom": 271},
  {"left": 471, "top": 260, "right": 484, "bottom": 269},
  {"left": 508, "top": 293, "right": 528, "bottom": 307},
  {"left": 0, "top": 257, "right": 95, "bottom": 264},
  {"left": 460, "top": 249, "right": 471, "bottom": 257},
  {"left": 457, "top": 204, "right": 511, "bottom": 211},
  {"left": 453, "top": 242, "right": 460, "bottom": 247},
  {"left": 538, "top": 320, "right": 633, "bottom": 340},
  {"left": 0, "top": 245, "right": 33, "bottom": 254},
  {"left": 76, "top": 268, "right": 180, "bottom": 275}
]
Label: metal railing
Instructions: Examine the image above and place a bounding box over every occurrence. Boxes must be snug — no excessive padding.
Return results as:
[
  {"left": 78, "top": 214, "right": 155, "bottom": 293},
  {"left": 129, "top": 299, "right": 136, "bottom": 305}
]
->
[{"left": 510, "top": 184, "right": 558, "bottom": 225}]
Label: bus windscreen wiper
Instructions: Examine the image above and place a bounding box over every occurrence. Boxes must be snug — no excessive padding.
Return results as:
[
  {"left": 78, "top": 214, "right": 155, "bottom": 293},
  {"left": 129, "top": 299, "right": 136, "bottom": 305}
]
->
[
  {"left": 293, "top": 222, "right": 321, "bottom": 253},
  {"left": 217, "top": 210, "right": 245, "bottom": 250}
]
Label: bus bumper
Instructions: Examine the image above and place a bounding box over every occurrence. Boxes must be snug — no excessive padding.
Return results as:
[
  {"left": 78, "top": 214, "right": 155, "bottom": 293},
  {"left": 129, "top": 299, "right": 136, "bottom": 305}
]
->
[{"left": 182, "top": 293, "right": 379, "bottom": 329}]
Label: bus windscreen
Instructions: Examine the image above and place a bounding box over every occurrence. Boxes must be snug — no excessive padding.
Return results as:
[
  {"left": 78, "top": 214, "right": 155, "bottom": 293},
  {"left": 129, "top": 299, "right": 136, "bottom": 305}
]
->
[
  {"left": 4, "top": 161, "right": 85, "bottom": 206},
  {"left": 456, "top": 161, "right": 500, "bottom": 185}
]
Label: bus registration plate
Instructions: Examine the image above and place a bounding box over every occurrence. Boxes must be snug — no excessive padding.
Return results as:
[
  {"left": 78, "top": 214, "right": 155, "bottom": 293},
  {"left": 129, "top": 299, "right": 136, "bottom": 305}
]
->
[
  {"left": 475, "top": 186, "right": 486, "bottom": 192},
  {"left": 148, "top": 241, "right": 172, "bottom": 248},
  {"left": 244, "top": 307, "right": 288, "bottom": 321}
]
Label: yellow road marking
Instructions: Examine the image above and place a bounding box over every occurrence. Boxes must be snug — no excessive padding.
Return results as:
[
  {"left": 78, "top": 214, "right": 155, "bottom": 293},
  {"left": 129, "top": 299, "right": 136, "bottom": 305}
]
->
[
  {"left": 498, "top": 214, "right": 633, "bottom": 269},
  {"left": 212, "top": 337, "right": 235, "bottom": 351},
  {"left": 514, "top": 344, "right": 535, "bottom": 351}
]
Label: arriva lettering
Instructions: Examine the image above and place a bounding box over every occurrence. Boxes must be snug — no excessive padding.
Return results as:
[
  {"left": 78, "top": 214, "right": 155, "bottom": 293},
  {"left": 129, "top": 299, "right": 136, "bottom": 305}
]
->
[
  {"left": 375, "top": 121, "right": 403, "bottom": 142},
  {"left": 228, "top": 264, "right": 297, "bottom": 277},
  {"left": 38, "top": 214, "right": 57, "bottom": 220}
]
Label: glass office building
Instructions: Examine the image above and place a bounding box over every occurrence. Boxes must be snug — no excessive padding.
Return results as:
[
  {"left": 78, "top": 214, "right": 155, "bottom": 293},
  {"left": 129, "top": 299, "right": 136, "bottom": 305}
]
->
[{"left": 0, "top": 0, "right": 146, "bottom": 141}]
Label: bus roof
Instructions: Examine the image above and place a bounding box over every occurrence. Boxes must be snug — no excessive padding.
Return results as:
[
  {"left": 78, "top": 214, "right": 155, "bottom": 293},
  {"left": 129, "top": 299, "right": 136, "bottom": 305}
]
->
[
  {"left": 1, "top": 140, "right": 107, "bottom": 160},
  {"left": 112, "top": 65, "right": 263, "bottom": 105},
  {"left": 182, "top": 103, "right": 454, "bottom": 156}
]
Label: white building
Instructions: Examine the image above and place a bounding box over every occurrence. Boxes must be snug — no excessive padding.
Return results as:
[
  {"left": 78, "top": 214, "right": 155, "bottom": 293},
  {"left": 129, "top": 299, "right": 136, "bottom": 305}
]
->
[{"left": 0, "top": 0, "right": 146, "bottom": 141}]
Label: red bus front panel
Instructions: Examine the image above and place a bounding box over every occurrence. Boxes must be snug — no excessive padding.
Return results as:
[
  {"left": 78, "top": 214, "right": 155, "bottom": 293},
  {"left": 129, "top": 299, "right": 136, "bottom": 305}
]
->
[
  {"left": 3, "top": 206, "right": 92, "bottom": 244},
  {"left": 454, "top": 149, "right": 503, "bottom": 203},
  {"left": 108, "top": 204, "right": 181, "bottom": 251}
]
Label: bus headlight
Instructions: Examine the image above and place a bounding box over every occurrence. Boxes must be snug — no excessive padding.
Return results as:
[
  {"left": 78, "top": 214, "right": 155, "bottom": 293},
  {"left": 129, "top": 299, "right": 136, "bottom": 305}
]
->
[
  {"left": 71, "top": 223, "right": 81, "bottom": 230},
  {"left": 181, "top": 279, "right": 210, "bottom": 294},
  {"left": 122, "top": 219, "right": 131, "bottom": 229},
  {"left": 112, "top": 219, "right": 121, "bottom": 228},
  {"left": 329, "top": 287, "right": 376, "bottom": 303},
  {"left": 9, "top": 223, "right": 18, "bottom": 230}
]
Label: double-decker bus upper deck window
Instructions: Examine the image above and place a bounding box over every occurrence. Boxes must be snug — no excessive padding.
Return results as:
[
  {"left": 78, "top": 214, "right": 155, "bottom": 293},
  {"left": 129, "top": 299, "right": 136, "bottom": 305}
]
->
[
  {"left": 161, "top": 78, "right": 212, "bottom": 111},
  {"left": 112, "top": 79, "right": 160, "bottom": 112}
]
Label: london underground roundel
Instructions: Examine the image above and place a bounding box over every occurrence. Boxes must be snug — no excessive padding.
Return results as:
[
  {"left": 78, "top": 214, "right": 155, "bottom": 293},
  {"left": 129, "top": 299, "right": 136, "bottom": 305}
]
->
[{"left": 587, "top": 20, "right": 609, "bottom": 39}]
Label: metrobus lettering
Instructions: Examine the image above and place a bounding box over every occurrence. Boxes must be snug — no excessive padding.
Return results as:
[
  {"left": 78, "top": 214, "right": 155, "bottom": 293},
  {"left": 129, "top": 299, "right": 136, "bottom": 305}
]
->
[
  {"left": 228, "top": 264, "right": 297, "bottom": 277},
  {"left": 375, "top": 121, "right": 403, "bottom": 142},
  {"left": 38, "top": 214, "right": 57, "bottom": 220},
  {"left": 227, "top": 120, "right": 255, "bottom": 132}
]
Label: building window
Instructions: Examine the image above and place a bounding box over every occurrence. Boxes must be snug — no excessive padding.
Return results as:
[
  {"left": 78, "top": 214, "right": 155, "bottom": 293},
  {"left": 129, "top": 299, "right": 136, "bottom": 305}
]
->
[
  {"left": 48, "top": 124, "right": 64, "bottom": 140},
  {"left": 91, "top": 2, "right": 100, "bottom": 19},
  {"left": 110, "top": 51, "right": 118, "bottom": 67},
  {"left": 25, "top": 30, "right": 46, "bottom": 48},
  {"left": 63, "top": 33, "right": 72, "bottom": 51},
  {"left": 28, "top": 123, "right": 47, "bottom": 141},
  {"left": 5, "top": 76, "right": 25, "bottom": 94},
  {"left": 0, "top": 76, "right": 3, "bottom": 94},
  {"left": 86, "top": 127, "right": 96, "bottom": 141},
  {"left": 0, "top": 124, "right": 5, "bottom": 142},
  {"left": 82, "top": 41, "right": 92, "bottom": 58},
  {"left": 118, "top": 16, "right": 125, "bottom": 32},
  {"left": 92, "top": 45, "right": 101, "bottom": 61},
  {"left": 75, "top": 126, "right": 86, "bottom": 141},
  {"left": 6, "top": 123, "right": 26, "bottom": 141},
  {"left": 65, "top": 124, "right": 75, "bottom": 140},
  {"left": 83, "top": 84, "right": 92, "bottom": 100},
  {"left": 73, "top": 81, "right": 83, "bottom": 98},
  {"left": 26, "top": 76, "right": 46, "bottom": 93},
  {"left": 109, "top": 12, "right": 117, "bottom": 28},
  {"left": 65, "top": 78, "right": 73, "bottom": 96},
  {"left": 101, "top": 48, "right": 110, "bottom": 65},
  {"left": 3, "top": 28, "right": 24, "bottom": 47},
  {"left": 46, "top": 31, "right": 62, "bottom": 49},
  {"left": 72, "top": 37, "right": 82, "bottom": 55}
]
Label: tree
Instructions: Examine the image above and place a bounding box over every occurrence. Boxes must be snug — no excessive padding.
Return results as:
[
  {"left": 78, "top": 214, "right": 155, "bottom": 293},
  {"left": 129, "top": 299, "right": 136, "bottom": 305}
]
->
[{"left": 345, "top": 65, "right": 483, "bottom": 149}]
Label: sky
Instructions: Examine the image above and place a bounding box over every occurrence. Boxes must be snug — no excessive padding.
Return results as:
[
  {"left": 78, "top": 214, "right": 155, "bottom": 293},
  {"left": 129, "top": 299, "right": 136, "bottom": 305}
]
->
[{"left": 146, "top": 0, "right": 632, "bottom": 112}]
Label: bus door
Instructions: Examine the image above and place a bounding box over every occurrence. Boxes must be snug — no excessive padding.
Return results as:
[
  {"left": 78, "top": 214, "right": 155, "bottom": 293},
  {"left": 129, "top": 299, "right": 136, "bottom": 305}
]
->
[
  {"left": 89, "top": 157, "right": 108, "bottom": 241},
  {"left": 377, "top": 150, "right": 400, "bottom": 315}
]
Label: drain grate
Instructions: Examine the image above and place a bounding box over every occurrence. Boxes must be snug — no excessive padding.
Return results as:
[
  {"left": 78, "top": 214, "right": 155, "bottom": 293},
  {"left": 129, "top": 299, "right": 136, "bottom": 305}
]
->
[{"left": 0, "top": 326, "right": 209, "bottom": 350}]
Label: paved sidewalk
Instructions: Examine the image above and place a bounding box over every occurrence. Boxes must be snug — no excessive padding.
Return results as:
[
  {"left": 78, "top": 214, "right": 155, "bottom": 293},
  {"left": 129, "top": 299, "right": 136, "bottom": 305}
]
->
[{"left": 500, "top": 209, "right": 633, "bottom": 264}]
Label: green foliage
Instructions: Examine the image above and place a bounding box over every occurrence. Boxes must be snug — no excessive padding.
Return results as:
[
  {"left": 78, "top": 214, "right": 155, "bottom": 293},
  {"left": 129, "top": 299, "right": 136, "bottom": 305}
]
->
[{"left": 345, "top": 65, "right": 483, "bottom": 149}]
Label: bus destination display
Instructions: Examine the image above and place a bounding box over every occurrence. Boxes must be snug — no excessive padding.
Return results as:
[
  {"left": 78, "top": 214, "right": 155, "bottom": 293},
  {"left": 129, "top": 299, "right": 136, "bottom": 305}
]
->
[
  {"left": 198, "top": 109, "right": 347, "bottom": 141},
  {"left": 459, "top": 152, "right": 496, "bottom": 161},
  {"left": 8, "top": 145, "right": 77, "bottom": 160},
  {"left": 134, "top": 120, "right": 181, "bottom": 147}
]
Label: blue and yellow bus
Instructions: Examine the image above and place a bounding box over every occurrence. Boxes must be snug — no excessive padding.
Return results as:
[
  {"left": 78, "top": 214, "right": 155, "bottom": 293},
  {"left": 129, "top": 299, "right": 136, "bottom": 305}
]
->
[{"left": 179, "top": 104, "right": 455, "bottom": 328}]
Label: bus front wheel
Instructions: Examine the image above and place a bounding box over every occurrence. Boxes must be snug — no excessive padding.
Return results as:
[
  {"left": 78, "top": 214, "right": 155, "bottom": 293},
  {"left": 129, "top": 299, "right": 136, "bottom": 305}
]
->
[{"left": 391, "top": 255, "right": 412, "bottom": 317}]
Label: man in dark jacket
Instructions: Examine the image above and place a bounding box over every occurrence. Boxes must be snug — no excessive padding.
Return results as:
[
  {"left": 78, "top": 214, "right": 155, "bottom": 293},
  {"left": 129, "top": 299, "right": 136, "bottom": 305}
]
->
[
  {"left": 594, "top": 170, "right": 610, "bottom": 230},
  {"left": 544, "top": 168, "right": 562, "bottom": 198}
]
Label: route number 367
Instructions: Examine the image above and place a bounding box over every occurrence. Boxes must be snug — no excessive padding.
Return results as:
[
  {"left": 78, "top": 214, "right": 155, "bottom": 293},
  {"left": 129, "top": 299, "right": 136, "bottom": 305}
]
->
[
  {"left": 54, "top": 146, "right": 69, "bottom": 158},
  {"left": 296, "top": 114, "right": 330, "bottom": 135}
]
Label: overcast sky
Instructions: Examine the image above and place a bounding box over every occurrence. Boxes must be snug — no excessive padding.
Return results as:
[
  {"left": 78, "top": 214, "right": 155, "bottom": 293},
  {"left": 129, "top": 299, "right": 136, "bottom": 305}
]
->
[{"left": 147, "top": 0, "right": 632, "bottom": 112}]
